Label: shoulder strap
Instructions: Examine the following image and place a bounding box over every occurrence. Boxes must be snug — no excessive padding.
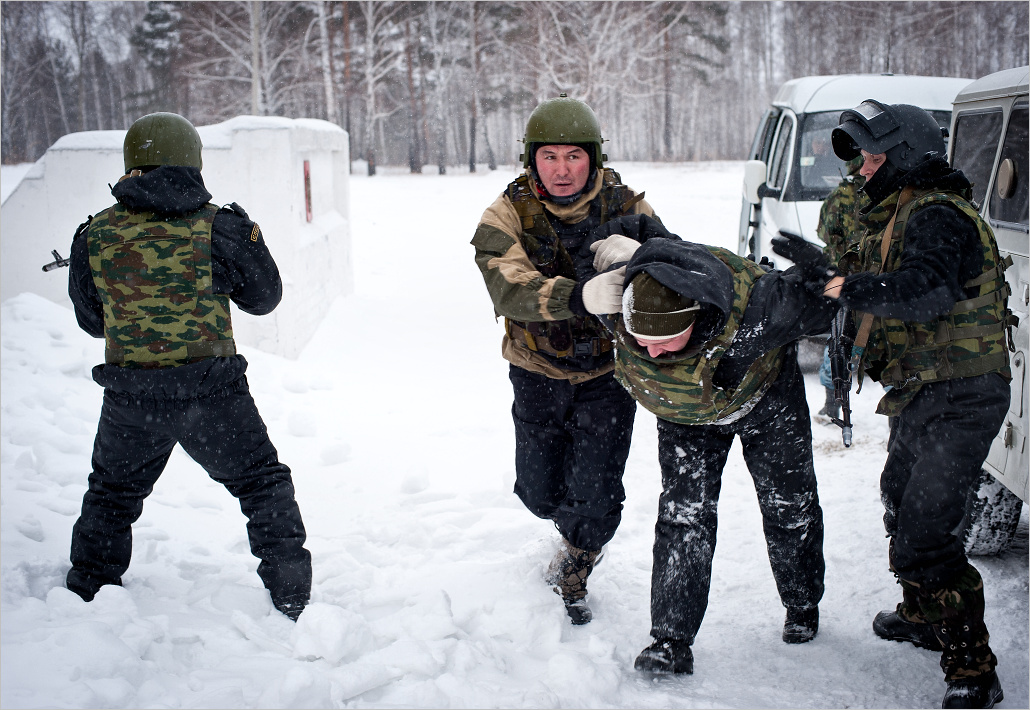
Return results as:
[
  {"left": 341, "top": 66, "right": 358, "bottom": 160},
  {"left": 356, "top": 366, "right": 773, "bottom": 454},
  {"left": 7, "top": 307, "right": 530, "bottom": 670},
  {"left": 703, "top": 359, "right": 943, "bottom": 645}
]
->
[{"left": 853, "top": 187, "right": 914, "bottom": 352}]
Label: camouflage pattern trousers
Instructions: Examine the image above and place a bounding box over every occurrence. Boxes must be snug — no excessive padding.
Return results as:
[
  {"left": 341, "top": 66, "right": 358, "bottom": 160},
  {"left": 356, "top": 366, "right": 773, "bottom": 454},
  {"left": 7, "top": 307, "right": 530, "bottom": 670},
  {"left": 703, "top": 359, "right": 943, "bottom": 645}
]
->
[
  {"left": 67, "top": 375, "right": 312, "bottom": 609},
  {"left": 881, "top": 373, "right": 1009, "bottom": 679}
]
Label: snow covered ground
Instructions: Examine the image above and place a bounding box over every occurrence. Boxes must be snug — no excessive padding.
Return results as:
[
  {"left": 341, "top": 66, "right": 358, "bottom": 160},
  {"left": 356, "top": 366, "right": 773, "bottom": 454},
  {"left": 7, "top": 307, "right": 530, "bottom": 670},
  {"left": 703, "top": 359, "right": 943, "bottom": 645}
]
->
[{"left": 1, "top": 161, "right": 1027, "bottom": 709}]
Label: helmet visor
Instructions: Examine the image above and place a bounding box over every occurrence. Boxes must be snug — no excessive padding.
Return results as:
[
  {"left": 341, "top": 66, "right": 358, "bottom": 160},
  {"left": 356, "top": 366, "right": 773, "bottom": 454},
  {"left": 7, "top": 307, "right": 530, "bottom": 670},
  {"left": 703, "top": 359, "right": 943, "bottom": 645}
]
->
[{"left": 840, "top": 100, "right": 900, "bottom": 140}]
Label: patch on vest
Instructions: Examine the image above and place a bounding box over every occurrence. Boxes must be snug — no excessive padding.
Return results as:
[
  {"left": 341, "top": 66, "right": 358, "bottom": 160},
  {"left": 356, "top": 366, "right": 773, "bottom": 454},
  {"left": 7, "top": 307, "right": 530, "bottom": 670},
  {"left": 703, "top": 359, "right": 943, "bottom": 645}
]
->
[{"left": 250, "top": 223, "right": 261, "bottom": 242}]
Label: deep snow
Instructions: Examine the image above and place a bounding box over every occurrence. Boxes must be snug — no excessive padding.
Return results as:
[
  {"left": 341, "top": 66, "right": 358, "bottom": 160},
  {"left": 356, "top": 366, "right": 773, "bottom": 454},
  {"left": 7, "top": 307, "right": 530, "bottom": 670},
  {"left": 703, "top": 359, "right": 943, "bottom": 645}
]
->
[{"left": 1, "top": 162, "right": 1027, "bottom": 709}]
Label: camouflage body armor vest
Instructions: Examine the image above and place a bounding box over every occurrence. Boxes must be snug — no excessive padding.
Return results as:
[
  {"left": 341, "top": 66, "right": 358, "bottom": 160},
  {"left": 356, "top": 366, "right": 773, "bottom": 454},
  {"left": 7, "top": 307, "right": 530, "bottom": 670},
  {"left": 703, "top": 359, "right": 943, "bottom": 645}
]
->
[
  {"left": 614, "top": 247, "right": 785, "bottom": 425},
  {"left": 854, "top": 189, "right": 1015, "bottom": 414},
  {"left": 504, "top": 168, "right": 643, "bottom": 360},
  {"left": 87, "top": 202, "right": 237, "bottom": 368}
]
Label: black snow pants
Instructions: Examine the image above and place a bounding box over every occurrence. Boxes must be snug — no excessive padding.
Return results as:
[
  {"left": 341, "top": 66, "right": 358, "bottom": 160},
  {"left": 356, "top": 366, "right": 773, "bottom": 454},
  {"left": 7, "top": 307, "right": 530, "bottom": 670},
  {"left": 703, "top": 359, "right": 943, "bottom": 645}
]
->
[
  {"left": 67, "top": 374, "right": 312, "bottom": 610},
  {"left": 882, "top": 373, "right": 1009, "bottom": 586},
  {"left": 649, "top": 383, "right": 825, "bottom": 644},
  {"left": 509, "top": 364, "right": 636, "bottom": 551}
]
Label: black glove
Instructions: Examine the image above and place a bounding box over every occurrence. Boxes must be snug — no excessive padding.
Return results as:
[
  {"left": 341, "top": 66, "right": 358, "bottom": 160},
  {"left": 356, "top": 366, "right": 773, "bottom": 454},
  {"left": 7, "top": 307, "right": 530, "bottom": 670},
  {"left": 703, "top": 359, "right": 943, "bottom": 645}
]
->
[{"left": 771, "top": 230, "right": 839, "bottom": 294}]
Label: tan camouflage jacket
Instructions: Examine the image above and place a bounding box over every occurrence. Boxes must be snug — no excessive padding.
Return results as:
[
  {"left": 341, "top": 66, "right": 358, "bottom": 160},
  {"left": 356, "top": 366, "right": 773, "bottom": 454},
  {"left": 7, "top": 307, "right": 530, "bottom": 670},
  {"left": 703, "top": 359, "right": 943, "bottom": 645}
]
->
[{"left": 472, "top": 168, "right": 655, "bottom": 382}]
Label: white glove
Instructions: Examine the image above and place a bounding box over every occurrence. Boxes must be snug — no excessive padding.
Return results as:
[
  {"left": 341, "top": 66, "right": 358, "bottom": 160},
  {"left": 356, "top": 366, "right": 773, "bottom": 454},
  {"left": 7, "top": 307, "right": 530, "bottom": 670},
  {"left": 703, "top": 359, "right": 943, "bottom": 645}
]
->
[
  {"left": 590, "top": 234, "right": 640, "bottom": 271},
  {"left": 581, "top": 266, "right": 627, "bottom": 315}
]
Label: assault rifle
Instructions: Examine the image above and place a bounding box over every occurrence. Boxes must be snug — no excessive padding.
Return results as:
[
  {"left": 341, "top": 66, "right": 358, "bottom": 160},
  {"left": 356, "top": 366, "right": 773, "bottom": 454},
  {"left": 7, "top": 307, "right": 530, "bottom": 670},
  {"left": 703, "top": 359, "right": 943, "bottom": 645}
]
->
[
  {"left": 828, "top": 306, "right": 857, "bottom": 447},
  {"left": 41, "top": 250, "right": 70, "bottom": 272}
]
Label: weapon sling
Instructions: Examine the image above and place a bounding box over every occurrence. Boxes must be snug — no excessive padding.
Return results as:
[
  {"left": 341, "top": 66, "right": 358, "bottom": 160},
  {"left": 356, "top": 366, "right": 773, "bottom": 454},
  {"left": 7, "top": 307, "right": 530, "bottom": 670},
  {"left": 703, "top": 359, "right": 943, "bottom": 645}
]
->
[{"left": 850, "top": 187, "right": 915, "bottom": 373}]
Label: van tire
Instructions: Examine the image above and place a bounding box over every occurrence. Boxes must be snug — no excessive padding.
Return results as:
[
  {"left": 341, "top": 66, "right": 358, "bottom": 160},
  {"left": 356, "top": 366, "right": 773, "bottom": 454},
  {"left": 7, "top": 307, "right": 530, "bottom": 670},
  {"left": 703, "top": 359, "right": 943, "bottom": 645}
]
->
[{"left": 961, "top": 469, "right": 1024, "bottom": 556}]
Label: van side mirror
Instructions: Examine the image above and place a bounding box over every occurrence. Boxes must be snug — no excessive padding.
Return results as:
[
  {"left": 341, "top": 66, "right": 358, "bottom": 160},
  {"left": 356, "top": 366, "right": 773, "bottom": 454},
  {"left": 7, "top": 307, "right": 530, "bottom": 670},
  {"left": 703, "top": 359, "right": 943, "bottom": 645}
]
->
[{"left": 743, "top": 160, "right": 780, "bottom": 203}]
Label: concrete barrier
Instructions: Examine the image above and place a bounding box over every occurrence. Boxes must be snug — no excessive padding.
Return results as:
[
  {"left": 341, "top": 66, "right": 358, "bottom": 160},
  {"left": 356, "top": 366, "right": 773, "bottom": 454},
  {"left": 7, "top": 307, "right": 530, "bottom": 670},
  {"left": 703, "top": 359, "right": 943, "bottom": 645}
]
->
[{"left": 1, "top": 116, "right": 351, "bottom": 359}]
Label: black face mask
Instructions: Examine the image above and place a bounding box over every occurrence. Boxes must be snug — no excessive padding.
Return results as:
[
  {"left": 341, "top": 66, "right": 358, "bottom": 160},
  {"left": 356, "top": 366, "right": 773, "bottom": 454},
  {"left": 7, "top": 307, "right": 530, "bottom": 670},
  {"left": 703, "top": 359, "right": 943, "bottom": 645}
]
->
[{"left": 861, "top": 159, "right": 906, "bottom": 209}]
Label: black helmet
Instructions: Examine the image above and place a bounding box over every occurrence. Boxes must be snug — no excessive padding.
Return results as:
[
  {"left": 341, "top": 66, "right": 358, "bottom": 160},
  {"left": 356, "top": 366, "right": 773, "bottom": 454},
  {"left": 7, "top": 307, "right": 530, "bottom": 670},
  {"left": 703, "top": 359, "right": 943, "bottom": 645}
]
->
[
  {"left": 832, "top": 100, "right": 945, "bottom": 171},
  {"left": 520, "top": 93, "right": 606, "bottom": 169},
  {"left": 123, "top": 112, "right": 203, "bottom": 172}
]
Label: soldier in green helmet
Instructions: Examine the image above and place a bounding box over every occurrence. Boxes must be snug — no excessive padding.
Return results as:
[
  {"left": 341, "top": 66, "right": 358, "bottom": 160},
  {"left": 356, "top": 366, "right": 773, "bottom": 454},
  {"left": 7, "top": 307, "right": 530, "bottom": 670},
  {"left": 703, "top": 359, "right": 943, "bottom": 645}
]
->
[
  {"left": 65, "top": 112, "right": 312, "bottom": 621},
  {"left": 576, "top": 216, "right": 835, "bottom": 674},
  {"left": 471, "top": 94, "right": 663, "bottom": 625},
  {"left": 774, "top": 100, "right": 1016, "bottom": 709}
]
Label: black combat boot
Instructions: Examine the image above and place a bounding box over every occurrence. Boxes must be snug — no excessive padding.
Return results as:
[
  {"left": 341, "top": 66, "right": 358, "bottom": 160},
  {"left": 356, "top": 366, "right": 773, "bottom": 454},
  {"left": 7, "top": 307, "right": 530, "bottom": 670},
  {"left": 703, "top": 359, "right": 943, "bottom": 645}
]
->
[
  {"left": 783, "top": 606, "right": 819, "bottom": 643},
  {"left": 634, "top": 637, "right": 694, "bottom": 674},
  {"left": 932, "top": 566, "right": 1001, "bottom": 709},
  {"left": 816, "top": 387, "right": 839, "bottom": 424},
  {"left": 273, "top": 594, "right": 307, "bottom": 621},
  {"left": 546, "top": 539, "right": 603, "bottom": 625},
  {"left": 943, "top": 670, "right": 1004, "bottom": 709},
  {"left": 873, "top": 582, "right": 943, "bottom": 650}
]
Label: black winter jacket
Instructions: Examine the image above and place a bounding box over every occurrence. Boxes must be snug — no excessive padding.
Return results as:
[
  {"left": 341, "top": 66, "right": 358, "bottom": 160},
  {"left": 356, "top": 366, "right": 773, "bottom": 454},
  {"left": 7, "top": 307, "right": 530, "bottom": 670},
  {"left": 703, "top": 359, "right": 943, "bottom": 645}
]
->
[
  {"left": 621, "top": 237, "right": 836, "bottom": 393},
  {"left": 68, "top": 165, "right": 282, "bottom": 396},
  {"left": 841, "top": 159, "right": 982, "bottom": 321}
]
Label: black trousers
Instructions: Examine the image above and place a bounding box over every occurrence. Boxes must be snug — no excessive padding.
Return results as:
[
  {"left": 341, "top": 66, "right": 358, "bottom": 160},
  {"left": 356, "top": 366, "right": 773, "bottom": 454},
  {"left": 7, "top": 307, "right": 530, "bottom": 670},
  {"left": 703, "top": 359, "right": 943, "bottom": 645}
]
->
[
  {"left": 67, "top": 375, "right": 311, "bottom": 608},
  {"left": 509, "top": 365, "right": 636, "bottom": 551},
  {"left": 650, "top": 389, "right": 825, "bottom": 644},
  {"left": 882, "top": 374, "right": 1010, "bottom": 588}
]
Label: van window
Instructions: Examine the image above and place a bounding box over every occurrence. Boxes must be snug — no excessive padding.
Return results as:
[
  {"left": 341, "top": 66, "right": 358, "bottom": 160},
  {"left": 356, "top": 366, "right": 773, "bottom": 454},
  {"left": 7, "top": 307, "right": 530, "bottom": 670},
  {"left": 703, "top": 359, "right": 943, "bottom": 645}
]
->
[
  {"left": 797, "top": 112, "right": 848, "bottom": 193},
  {"left": 769, "top": 115, "right": 795, "bottom": 189},
  {"left": 750, "top": 109, "right": 782, "bottom": 162},
  {"left": 952, "top": 109, "right": 1005, "bottom": 207},
  {"left": 989, "top": 104, "right": 1029, "bottom": 228}
]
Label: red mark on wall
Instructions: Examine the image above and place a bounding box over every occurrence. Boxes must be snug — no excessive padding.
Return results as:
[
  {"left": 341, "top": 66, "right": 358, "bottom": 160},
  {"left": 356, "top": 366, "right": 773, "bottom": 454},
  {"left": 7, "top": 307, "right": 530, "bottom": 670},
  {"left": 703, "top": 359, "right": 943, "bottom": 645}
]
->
[{"left": 304, "top": 160, "right": 312, "bottom": 223}]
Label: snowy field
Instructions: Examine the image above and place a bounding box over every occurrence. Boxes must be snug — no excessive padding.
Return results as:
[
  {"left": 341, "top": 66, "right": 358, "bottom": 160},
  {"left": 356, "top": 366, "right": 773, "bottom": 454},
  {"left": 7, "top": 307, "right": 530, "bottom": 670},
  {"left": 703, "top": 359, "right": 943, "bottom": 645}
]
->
[{"left": 1, "top": 161, "right": 1027, "bottom": 709}]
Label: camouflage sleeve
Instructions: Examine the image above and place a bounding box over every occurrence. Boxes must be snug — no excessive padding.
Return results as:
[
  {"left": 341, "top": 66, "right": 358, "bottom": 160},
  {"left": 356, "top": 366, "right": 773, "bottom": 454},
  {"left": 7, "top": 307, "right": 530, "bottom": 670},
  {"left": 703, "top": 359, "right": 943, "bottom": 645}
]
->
[
  {"left": 471, "top": 192, "right": 575, "bottom": 322},
  {"left": 211, "top": 203, "right": 283, "bottom": 316},
  {"left": 67, "top": 216, "right": 104, "bottom": 338},
  {"left": 817, "top": 187, "right": 849, "bottom": 264}
]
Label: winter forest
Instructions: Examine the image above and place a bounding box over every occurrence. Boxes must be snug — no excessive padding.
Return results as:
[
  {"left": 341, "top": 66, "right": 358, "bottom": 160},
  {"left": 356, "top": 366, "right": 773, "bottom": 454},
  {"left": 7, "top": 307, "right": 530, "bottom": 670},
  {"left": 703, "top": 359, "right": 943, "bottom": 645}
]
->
[{"left": 2, "top": 1, "right": 1028, "bottom": 172}]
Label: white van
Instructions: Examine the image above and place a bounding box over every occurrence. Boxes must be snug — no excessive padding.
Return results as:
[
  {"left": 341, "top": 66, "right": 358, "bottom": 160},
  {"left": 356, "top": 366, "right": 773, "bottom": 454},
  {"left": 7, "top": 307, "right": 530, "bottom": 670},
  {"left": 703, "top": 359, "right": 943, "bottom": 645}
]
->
[
  {"left": 949, "top": 66, "right": 1029, "bottom": 555},
  {"left": 738, "top": 74, "right": 972, "bottom": 266}
]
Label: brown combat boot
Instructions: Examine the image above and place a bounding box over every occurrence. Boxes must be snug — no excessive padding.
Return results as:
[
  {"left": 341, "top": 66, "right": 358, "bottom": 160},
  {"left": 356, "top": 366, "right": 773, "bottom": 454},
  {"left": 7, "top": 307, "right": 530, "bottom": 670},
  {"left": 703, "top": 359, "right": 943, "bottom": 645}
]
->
[{"left": 545, "top": 539, "right": 603, "bottom": 625}]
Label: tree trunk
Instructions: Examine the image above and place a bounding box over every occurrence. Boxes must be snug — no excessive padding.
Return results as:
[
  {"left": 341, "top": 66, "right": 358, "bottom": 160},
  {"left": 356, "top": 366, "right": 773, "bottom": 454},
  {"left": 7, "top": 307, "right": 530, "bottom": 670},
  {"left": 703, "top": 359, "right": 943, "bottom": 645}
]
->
[
  {"left": 249, "top": 1, "right": 263, "bottom": 115},
  {"left": 467, "top": 1, "right": 477, "bottom": 173},
  {"left": 404, "top": 19, "right": 422, "bottom": 173},
  {"left": 316, "top": 1, "right": 337, "bottom": 124}
]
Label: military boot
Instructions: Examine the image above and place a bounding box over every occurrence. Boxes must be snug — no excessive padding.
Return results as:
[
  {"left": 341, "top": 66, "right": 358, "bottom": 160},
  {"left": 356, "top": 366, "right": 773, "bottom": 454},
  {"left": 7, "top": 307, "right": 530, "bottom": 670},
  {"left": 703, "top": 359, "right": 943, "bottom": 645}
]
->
[
  {"left": 925, "top": 566, "right": 1001, "bottom": 709},
  {"left": 815, "top": 387, "right": 839, "bottom": 425},
  {"left": 783, "top": 606, "right": 819, "bottom": 644},
  {"left": 545, "top": 539, "right": 603, "bottom": 625},
  {"left": 943, "top": 670, "right": 1004, "bottom": 709},
  {"left": 634, "top": 637, "right": 694, "bottom": 674},
  {"left": 873, "top": 580, "right": 943, "bottom": 651}
]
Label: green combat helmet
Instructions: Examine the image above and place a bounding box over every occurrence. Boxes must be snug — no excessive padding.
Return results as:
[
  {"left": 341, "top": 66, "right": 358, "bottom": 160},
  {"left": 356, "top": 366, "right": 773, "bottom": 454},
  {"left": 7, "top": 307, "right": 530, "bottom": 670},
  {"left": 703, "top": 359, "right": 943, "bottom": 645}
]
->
[
  {"left": 521, "top": 93, "right": 606, "bottom": 169},
  {"left": 123, "top": 112, "right": 203, "bottom": 173}
]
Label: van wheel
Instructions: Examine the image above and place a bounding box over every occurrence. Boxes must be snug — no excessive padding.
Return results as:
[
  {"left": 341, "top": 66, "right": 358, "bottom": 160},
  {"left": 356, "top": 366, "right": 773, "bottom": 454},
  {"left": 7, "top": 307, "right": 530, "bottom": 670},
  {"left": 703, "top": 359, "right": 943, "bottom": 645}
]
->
[{"left": 961, "top": 469, "right": 1024, "bottom": 556}]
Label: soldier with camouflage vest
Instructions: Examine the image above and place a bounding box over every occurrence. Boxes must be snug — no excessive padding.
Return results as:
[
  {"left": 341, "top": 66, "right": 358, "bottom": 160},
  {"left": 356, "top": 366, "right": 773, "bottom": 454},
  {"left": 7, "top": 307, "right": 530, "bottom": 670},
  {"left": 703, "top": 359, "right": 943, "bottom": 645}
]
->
[
  {"left": 775, "top": 100, "right": 1016, "bottom": 709},
  {"left": 471, "top": 94, "right": 661, "bottom": 625},
  {"left": 578, "top": 218, "right": 835, "bottom": 674},
  {"left": 65, "top": 112, "right": 311, "bottom": 621}
]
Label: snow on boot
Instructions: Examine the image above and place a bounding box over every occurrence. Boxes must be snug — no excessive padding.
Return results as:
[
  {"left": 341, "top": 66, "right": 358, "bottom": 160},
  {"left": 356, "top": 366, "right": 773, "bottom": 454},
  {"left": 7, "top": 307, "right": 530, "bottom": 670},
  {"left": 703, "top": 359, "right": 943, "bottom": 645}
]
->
[
  {"left": 873, "top": 608, "right": 944, "bottom": 650},
  {"left": 273, "top": 595, "right": 307, "bottom": 622},
  {"left": 634, "top": 637, "right": 694, "bottom": 674},
  {"left": 943, "top": 670, "right": 1004, "bottom": 709},
  {"left": 782, "top": 606, "right": 819, "bottom": 643},
  {"left": 545, "top": 539, "right": 602, "bottom": 625}
]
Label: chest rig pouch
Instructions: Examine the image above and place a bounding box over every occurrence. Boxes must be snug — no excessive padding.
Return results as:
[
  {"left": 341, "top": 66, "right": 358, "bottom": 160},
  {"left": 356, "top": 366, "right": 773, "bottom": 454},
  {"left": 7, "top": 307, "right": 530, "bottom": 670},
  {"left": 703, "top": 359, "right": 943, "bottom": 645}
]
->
[
  {"left": 504, "top": 169, "right": 643, "bottom": 361},
  {"left": 88, "top": 202, "right": 236, "bottom": 368}
]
